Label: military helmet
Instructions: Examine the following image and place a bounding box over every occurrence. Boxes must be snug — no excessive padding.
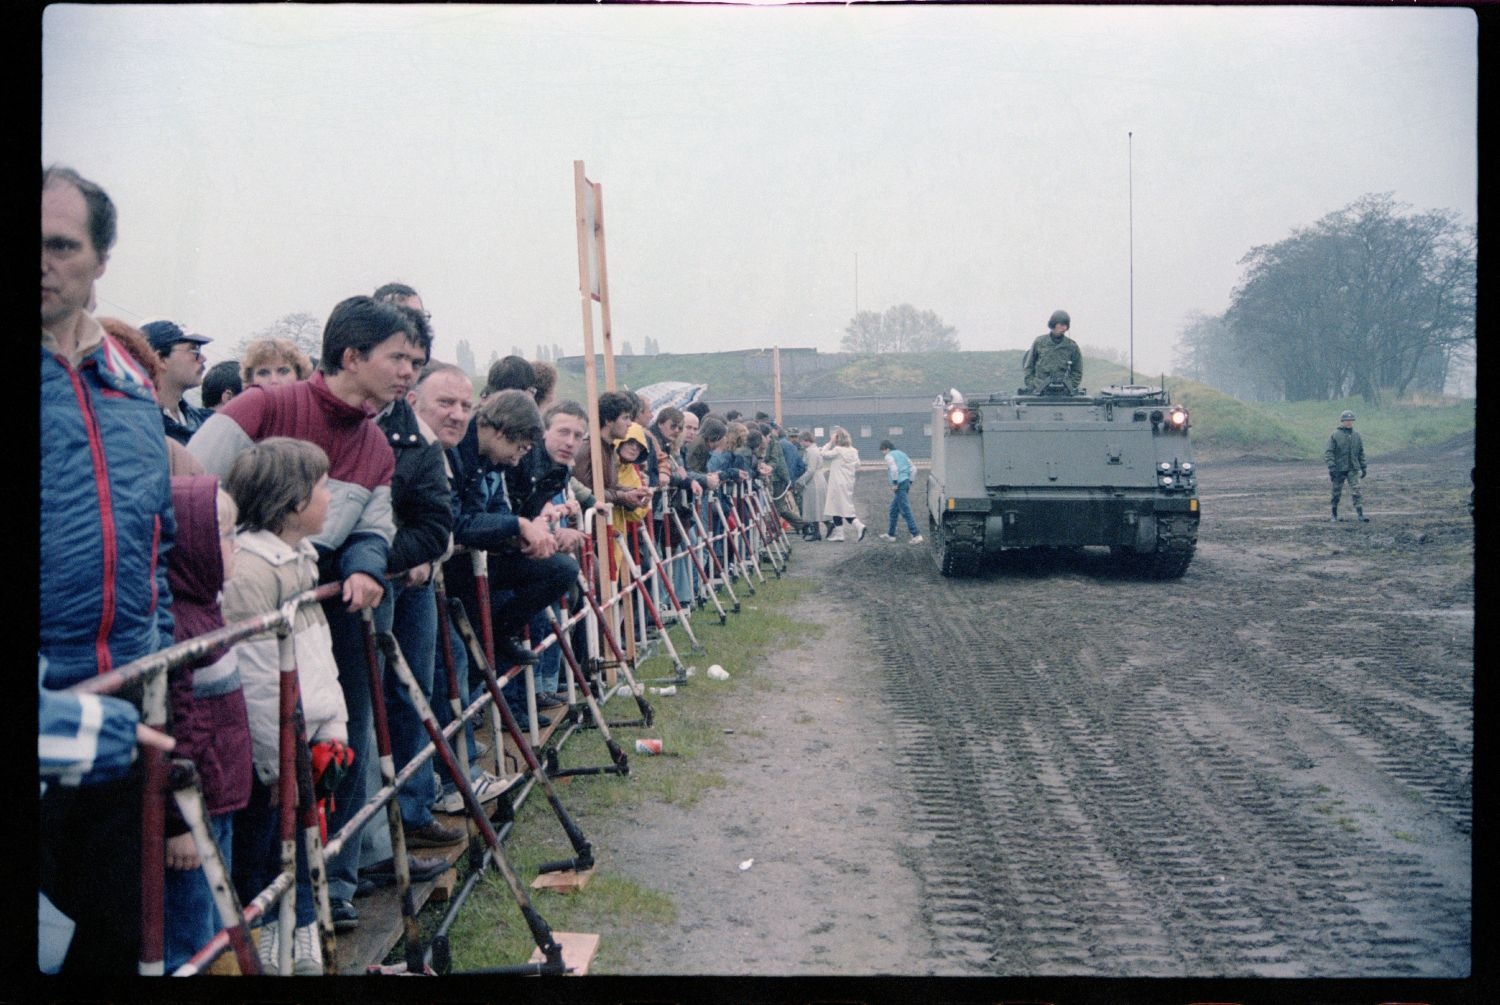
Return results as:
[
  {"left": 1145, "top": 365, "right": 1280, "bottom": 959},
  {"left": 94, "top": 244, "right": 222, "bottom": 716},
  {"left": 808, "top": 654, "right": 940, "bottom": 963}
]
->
[
  {"left": 1048, "top": 310, "right": 1071, "bottom": 329},
  {"left": 1340, "top": 410, "right": 1356, "bottom": 421}
]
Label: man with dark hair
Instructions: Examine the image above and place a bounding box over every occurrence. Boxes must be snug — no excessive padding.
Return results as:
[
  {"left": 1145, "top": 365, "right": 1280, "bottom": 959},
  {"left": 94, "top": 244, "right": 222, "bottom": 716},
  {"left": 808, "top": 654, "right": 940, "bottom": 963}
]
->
[
  {"left": 483, "top": 354, "right": 536, "bottom": 400},
  {"left": 373, "top": 281, "right": 422, "bottom": 307},
  {"left": 41, "top": 164, "right": 177, "bottom": 975},
  {"left": 367, "top": 305, "right": 464, "bottom": 852},
  {"left": 446, "top": 390, "right": 578, "bottom": 678},
  {"left": 683, "top": 400, "right": 710, "bottom": 421},
  {"left": 189, "top": 294, "right": 420, "bottom": 930},
  {"left": 142, "top": 319, "right": 213, "bottom": 444},
  {"left": 201, "top": 359, "right": 242, "bottom": 410},
  {"left": 531, "top": 359, "right": 559, "bottom": 411},
  {"left": 597, "top": 390, "right": 649, "bottom": 512}
]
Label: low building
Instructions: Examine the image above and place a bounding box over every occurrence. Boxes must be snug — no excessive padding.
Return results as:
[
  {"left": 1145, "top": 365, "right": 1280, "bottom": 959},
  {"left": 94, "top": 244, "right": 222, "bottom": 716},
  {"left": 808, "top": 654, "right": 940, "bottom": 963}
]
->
[{"left": 712, "top": 394, "right": 936, "bottom": 461}]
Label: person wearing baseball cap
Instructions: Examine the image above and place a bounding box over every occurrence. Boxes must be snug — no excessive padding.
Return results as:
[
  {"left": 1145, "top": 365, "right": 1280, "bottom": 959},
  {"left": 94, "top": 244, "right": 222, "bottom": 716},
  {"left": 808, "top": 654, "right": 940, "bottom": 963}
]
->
[{"left": 142, "top": 319, "right": 213, "bottom": 444}]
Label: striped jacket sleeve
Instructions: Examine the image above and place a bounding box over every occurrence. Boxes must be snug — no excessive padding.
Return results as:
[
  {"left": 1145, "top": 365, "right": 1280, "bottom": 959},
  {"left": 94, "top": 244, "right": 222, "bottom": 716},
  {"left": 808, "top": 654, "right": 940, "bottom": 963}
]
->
[{"left": 40, "top": 668, "right": 140, "bottom": 788}]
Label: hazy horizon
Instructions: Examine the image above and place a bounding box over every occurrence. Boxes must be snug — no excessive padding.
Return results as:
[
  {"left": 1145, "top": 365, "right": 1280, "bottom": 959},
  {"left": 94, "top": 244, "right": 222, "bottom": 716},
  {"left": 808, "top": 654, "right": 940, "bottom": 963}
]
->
[{"left": 42, "top": 4, "right": 1477, "bottom": 380}]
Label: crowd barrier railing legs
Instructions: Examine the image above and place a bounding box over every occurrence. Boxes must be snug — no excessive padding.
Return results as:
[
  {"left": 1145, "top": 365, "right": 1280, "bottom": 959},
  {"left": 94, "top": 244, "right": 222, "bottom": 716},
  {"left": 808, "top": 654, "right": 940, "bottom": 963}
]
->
[
  {"left": 381, "top": 615, "right": 569, "bottom": 976},
  {"left": 360, "top": 610, "right": 428, "bottom": 975},
  {"left": 407, "top": 621, "right": 594, "bottom": 874},
  {"left": 690, "top": 501, "right": 742, "bottom": 613},
  {"left": 139, "top": 671, "right": 168, "bottom": 976},
  {"left": 609, "top": 525, "right": 689, "bottom": 684},
  {"left": 672, "top": 509, "right": 729, "bottom": 625},
  {"left": 560, "top": 580, "right": 654, "bottom": 731},
  {"left": 169, "top": 762, "right": 260, "bottom": 975},
  {"left": 635, "top": 521, "right": 703, "bottom": 655}
]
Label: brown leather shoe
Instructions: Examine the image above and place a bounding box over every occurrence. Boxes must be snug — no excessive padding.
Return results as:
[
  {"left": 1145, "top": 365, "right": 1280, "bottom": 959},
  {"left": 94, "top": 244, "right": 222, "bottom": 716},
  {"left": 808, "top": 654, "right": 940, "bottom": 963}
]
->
[{"left": 404, "top": 820, "right": 464, "bottom": 848}]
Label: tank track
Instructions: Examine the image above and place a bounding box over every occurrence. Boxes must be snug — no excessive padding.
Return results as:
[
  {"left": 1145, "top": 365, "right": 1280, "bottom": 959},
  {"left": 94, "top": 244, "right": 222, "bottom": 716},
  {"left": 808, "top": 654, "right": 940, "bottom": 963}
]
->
[
  {"left": 934, "top": 515, "right": 985, "bottom": 578},
  {"left": 1140, "top": 513, "right": 1197, "bottom": 579}
]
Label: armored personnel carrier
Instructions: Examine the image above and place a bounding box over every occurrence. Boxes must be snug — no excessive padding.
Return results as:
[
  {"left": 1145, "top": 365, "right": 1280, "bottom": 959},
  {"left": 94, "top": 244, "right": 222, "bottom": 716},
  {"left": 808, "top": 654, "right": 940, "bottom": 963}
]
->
[{"left": 926, "top": 380, "right": 1199, "bottom": 578}]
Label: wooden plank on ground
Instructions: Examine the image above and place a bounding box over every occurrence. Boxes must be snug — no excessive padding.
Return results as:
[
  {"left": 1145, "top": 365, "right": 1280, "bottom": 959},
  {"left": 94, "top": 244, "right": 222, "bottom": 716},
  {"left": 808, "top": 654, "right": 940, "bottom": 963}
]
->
[
  {"left": 531, "top": 867, "right": 595, "bottom": 893},
  {"left": 527, "top": 931, "right": 600, "bottom": 975},
  {"left": 335, "top": 874, "right": 439, "bottom": 974}
]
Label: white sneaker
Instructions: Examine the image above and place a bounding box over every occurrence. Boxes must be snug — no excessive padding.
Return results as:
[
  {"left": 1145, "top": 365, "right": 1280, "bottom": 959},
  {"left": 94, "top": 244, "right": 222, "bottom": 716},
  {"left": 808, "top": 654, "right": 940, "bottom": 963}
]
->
[
  {"left": 471, "top": 770, "right": 510, "bottom": 803},
  {"left": 434, "top": 767, "right": 509, "bottom": 813},
  {"left": 826, "top": 528, "right": 846, "bottom": 542},
  {"left": 852, "top": 518, "right": 867, "bottom": 541},
  {"left": 256, "top": 919, "right": 280, "bottom": 975},
  {"left": 292, "top": 922, "right": 323, "bottom": 976},
  {"left": 877, "top": 533, "right": 897, "bottom": 542},
  {"left": 909, "top": 535, "right": 925, "bottom": 544}
]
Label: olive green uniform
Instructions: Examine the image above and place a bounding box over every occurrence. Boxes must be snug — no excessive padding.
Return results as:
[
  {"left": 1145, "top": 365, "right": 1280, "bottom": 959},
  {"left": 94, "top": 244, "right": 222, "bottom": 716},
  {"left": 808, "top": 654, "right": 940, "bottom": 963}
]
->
[
  {"left": 1023, "top": 332, "right": 1083, "bottom": 393},
  {"left": 1323, "top": 426, "right": 1367, "bottom": 515}
]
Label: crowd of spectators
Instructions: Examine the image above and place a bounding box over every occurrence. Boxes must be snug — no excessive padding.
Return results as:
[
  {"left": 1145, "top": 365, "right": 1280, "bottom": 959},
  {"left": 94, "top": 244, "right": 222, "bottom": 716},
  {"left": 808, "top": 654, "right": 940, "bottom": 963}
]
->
[{"left": 39, "top": 164, "right": 849, "bottom": 977}]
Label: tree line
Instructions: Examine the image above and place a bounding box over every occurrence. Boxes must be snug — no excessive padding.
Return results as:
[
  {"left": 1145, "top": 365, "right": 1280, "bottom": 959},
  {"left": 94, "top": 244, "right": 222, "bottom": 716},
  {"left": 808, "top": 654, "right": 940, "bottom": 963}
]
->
[{"left": 1174, "top": 193, "right": 1475, "bottom": 405}]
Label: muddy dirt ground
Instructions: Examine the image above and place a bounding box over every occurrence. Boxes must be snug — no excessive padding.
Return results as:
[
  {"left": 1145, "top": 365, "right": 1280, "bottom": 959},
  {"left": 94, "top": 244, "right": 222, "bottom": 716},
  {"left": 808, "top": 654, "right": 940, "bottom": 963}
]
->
[{"left": 595, "top": 447, "right": 1473, "bottom": 981}]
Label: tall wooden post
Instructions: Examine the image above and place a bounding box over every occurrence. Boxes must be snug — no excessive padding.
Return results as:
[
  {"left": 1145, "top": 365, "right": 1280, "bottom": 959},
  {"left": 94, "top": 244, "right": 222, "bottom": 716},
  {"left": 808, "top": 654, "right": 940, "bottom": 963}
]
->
[
  {"left": 594, "top": 181, "right": 618, "bottom": 393},
  {"left": 574, "top": 161, "right": 616, "bottom": 639}
]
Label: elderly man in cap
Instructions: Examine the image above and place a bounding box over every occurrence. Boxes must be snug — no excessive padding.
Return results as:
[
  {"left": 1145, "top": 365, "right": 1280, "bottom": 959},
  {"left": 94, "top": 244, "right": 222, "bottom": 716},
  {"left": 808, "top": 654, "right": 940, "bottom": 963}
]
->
[
  {"left": 142, "top": 319, "right": 213, "bottom": 444},
  {"left": 1324, "top": 409, "right": 1369, "bottom": 522}
]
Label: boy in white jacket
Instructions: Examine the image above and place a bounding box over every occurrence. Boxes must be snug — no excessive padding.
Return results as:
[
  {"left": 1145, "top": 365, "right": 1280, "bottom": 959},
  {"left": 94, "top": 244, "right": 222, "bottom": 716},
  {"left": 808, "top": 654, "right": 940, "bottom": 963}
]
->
[{"left": 222, "top": 437, "right": 345, "bottom": 975}]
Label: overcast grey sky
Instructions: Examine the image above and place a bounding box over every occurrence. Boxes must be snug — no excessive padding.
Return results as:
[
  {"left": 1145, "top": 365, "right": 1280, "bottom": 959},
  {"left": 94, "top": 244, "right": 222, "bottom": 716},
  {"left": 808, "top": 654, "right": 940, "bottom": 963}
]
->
[{"left": 42, "top": 4, "right": 1476, "bottom": 378}]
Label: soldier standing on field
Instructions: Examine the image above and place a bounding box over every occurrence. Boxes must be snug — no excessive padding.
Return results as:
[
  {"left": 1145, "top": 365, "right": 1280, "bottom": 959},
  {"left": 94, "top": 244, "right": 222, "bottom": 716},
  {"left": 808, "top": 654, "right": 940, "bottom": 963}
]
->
[{"left": 1324, "top": 409, "right": 1369, "bottom": 522}]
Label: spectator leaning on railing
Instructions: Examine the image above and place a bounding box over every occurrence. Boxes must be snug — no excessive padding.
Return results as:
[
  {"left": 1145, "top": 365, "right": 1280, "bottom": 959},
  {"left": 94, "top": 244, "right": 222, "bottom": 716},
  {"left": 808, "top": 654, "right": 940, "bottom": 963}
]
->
[
  {"left": 189, "top": 294, "right": 410, "bottom": 935},
  {"left": 41, "top": 164, "right": 177, "bottom": 976}
]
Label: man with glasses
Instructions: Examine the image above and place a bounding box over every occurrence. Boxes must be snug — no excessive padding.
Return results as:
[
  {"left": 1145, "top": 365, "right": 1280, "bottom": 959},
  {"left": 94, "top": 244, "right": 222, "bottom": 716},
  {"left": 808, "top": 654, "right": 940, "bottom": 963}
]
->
[{"left": 143, "top": 319, "right": 213, "bottom": 444}]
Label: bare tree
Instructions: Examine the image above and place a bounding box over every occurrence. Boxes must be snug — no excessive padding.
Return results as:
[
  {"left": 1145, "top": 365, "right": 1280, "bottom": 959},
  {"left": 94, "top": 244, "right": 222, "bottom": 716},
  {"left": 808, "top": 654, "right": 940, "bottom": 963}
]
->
[
  {"left": 1224, "top": 194, "right": 1474, "bottom": 405},
  {"left": 234, "top": 312, "right": 322, "bottom": 360},
  {"left": 840, "top": 304, "right": 959, "bottom": 352}
]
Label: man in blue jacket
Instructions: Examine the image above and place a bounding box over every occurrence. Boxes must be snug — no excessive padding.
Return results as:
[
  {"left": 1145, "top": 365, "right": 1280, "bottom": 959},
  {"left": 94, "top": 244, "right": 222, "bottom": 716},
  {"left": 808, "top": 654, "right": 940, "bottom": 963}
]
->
[{"left": 41, "top": 165, "right": 177, "bottom": 975}]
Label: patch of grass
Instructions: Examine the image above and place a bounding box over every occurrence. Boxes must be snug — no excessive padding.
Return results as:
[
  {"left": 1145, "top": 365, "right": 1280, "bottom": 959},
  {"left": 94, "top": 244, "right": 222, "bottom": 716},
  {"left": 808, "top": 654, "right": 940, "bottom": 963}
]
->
[{"left": 436, "top": 569, "right": 819, "bottom": 971}]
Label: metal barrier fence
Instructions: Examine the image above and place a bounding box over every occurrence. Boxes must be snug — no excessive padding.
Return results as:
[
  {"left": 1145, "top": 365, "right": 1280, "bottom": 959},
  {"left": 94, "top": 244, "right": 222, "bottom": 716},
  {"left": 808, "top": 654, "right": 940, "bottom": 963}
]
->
[{"left": 62, "top": 482, "right": 792, "bottom": 976}]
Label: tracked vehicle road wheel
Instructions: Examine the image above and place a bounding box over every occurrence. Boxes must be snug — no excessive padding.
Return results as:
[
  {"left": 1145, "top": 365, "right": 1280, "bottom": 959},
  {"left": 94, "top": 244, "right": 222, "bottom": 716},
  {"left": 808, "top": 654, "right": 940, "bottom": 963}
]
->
[
  {"left": 1114, "top": 514, "right": 1197, "bottom": 579},
  {"left": 934, "top": 516, "right": 984, "bottom": 578}
]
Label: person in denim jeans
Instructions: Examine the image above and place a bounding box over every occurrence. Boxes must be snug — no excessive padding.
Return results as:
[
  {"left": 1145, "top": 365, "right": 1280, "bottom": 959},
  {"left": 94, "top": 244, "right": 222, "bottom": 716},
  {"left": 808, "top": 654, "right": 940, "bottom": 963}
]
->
[{"left": 877, "top": 440, "right": 923, "bottom": 544}]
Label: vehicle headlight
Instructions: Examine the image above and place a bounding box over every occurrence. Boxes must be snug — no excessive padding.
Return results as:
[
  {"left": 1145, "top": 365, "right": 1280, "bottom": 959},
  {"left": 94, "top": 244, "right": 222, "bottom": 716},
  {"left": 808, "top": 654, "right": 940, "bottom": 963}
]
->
[
  {"left": 947, "top": 406, "right": 968, "bottom": 428},
  {"left": 1158, "top": 462, "right": 1172, "bottom": 473},
  {"left": 1180, "top": 462, "right": 1194, "bottom": 473},
  {"left": 1160, "top": 476, "right": 1174, "bottom": 487},
  {"left": 1169, "top": 407, "right": 1188, "bottom": 428}
]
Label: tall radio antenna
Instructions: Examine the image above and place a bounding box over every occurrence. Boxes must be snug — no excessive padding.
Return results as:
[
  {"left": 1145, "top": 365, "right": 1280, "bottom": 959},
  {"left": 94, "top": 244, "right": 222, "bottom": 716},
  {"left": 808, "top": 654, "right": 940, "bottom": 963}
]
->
[{"left": 1128, "top": 130, "right": 1135, "bottom": 385}]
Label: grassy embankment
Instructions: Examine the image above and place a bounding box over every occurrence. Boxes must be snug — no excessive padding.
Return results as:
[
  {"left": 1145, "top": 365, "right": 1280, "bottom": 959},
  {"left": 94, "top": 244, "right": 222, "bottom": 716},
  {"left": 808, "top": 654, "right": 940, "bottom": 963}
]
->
[
  {"left": 541, "top": 350, "right": 1473, "bottom": 462},
  {"left": 433, "top": 573, "right": 821, "bottom": 972}
]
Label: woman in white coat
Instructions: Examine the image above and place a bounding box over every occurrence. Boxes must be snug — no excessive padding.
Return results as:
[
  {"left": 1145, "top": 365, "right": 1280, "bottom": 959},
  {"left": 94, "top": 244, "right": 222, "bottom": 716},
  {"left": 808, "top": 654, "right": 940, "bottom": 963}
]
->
[
  {"left": 818, "top": 427, "right": 865, "bottom": 541},
  {"left": 797, "top": 431, "right": 826, "bottom": 540}
]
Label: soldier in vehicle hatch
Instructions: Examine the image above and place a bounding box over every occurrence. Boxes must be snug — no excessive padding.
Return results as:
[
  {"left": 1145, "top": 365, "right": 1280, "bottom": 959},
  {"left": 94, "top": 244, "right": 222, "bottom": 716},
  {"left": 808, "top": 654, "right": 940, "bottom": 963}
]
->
[
  {"left": 1023, "top": 309, "right": 1083, "bottom": 393},
  {"left": 1324, "top": 409, "right": 1369, "bottom": 522}
]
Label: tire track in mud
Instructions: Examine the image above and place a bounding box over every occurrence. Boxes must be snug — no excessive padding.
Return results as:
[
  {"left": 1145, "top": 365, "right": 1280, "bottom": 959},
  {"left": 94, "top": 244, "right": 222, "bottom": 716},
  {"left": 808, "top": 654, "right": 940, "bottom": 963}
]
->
[{"left": 832, "top": 457, "right": 1471, "bottom": 977}]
